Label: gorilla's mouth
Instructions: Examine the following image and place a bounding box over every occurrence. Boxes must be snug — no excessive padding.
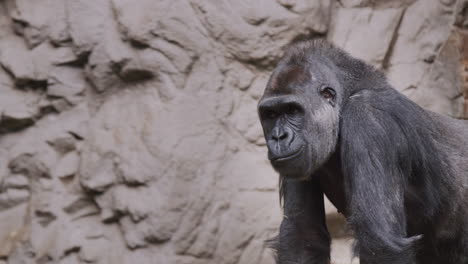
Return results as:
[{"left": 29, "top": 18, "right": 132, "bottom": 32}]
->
[{"left": 270, "top": 146, "right": 304, "bottom": 162}]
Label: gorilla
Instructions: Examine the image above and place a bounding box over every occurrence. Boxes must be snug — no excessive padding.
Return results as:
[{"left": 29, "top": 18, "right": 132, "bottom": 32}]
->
[{"left": 257, "top": 40, "right": 468, "bottom": 264}]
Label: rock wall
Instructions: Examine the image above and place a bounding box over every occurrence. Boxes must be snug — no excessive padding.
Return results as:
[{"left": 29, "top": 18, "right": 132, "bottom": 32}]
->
[{"left": 0, "top": 0, "right": 466, "bottom": 264}]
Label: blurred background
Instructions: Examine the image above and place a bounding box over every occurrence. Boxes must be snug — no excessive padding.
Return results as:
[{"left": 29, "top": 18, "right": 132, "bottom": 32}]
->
[{"left": 0, "top": 0, "right": 467, "bottom": 263}]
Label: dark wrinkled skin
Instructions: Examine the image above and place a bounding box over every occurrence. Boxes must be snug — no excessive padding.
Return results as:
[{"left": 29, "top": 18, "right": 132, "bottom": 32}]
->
[{"left": 258, "top": 40, "right": 468, "bottom": 264}]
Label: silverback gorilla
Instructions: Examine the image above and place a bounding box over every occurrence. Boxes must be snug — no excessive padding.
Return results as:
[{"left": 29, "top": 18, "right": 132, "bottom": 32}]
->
[{"left": 257, "top": 40, "right": 468, "bottom": 264}]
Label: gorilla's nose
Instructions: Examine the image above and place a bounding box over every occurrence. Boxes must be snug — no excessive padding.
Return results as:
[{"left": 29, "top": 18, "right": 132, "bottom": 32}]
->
[
  {"left": 267, "top": 126, "right": 298, "bottom": 161},
  {"left": 271, "top": 126, "right": 293, "bottom": 144}
]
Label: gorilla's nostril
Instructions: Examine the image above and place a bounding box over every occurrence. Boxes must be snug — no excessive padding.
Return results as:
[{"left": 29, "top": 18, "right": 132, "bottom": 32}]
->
[
  {"left": 279, "top": 132, "right": 288, "bottom": 140},
  {"left": 272, "top": 130, "right": 288, "bottom": 141}
]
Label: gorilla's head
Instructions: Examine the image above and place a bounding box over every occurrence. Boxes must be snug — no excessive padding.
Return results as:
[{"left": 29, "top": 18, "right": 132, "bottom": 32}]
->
[{"left": 258, "top": 41, "right": 351, "bottom": 180}]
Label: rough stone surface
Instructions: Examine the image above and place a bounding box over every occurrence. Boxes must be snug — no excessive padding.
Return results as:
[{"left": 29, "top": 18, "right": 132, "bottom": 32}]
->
[{"left": 0, "top": 0, "right": 466, "bottom": 263}]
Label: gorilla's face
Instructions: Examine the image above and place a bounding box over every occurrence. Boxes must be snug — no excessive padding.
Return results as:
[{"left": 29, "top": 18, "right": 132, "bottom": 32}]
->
[{"left": 258, "top": 60, "right": 342, "bottom": 180}]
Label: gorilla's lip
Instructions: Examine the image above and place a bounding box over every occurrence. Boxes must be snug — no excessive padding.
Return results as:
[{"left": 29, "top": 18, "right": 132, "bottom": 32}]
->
[{"left": 270, "top": 146, "right": 304, "bottom": 162}]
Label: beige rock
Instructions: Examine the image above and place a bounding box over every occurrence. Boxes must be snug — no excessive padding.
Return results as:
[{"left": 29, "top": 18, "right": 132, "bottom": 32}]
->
[
  {"left": 0, "top": 204, "right": 28, "bottom": 257},
  {"left": 0, "top": 0, "right": 464, "bottom": 263},
  {"left": 329, "top": 7, "right": 404, "bottom": 67},
  {"left": 52, "top": 151, "right": 80, "bottom": 179}
]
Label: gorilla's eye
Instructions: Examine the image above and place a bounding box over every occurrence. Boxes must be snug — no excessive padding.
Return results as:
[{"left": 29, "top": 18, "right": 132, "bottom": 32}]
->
[
  {"left": 285, "top": 104, "right": 301, "bottom": 115},
  {"left": 320, "top": 87, "right": 337, "bottom": 106},
  {"left": 320, "top": 87, "right": 336, "bottom": 100},
  {"left": 263, "top": 110, "right": 278, "bottom": 119}
]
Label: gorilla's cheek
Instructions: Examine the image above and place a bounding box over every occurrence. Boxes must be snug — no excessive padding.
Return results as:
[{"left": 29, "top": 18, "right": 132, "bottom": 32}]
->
[
  {"left": 306, "top": 105, "right": 340, "bottom": 169},
  {"left": 273, "top": 104, "right": 338, "bottom": 179}
]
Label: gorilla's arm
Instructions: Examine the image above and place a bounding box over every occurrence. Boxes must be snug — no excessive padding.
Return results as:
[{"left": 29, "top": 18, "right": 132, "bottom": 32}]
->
[
  {"left": 276, "top": 178, "right": 330, "bottom": 264},
  {"left": 340, "top": 93, "right": 423, "bottom": 264}
]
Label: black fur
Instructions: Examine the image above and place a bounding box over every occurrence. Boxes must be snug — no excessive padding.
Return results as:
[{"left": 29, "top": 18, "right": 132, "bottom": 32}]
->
[{"left": 258, "top": 40, "right": 468, "bottom": 264}]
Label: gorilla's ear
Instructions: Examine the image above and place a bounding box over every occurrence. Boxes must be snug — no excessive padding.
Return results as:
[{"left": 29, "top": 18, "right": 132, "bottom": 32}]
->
[{"left": 338, "top": 89, "right": 424, "bottom": 256}]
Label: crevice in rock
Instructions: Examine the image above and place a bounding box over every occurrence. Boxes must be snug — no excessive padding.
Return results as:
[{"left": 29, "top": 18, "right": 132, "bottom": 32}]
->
[
  {"left": 35, "top": 210, "right": 57, "bottom": 227},
  {"left": 0, "top": 64, "right": 47, "bottom": 90},
  {"left": 63, "top": 246, "right": 80, "bottom": 258},
  {"left": 382, "top": 8, "right": 407, "bottom": 70},
  {"left": 0, "top": 114, "right": 35, "bottom": 134},
  {"left": 71, "top": 50, "right": 91, "bottom": 68},
  {"left": 112, "top": 60, "right": 155, "bottom": 83},
  {"left": 128, "top": 39, "right": 149, "bottom": 49}
]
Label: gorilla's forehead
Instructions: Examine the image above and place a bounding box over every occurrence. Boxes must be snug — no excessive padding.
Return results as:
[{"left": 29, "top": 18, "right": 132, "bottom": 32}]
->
[
  {"left": 266, "top": 64, "right": 311, "bottom": 95},
  {"left": 265, "top": 61, "right": 332, "bottom": 96}
]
